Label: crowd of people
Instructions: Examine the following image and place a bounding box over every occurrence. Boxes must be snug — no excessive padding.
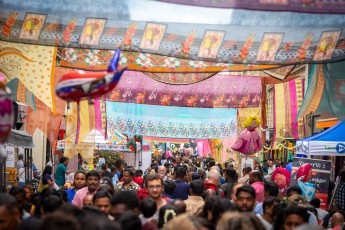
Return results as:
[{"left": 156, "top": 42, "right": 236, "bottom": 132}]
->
[{"left": 1, "top": 153, "right": 345, "bottom": 230}]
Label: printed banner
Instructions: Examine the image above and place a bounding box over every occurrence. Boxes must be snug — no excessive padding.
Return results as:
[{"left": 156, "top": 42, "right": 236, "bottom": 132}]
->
[
  {"left": 1, "top": 2, "right": 345, "bottom": 65},
  {"left": 290, "top": 158, "right": 331, "bottom": 210},
  {"left": 106, "top": 102, "right": 237, "bottom": 139},
  {"left": 105, "top": 71, "right": 262, "bottom": 108}
]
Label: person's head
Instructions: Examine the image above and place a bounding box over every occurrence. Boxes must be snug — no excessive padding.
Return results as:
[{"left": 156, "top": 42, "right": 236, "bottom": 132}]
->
[
  {"left": 243, "top": 166, "right": 252, "bottom": 175},
  {"left": 18, "top": 154, "right": 23, "bottom": 160},
  {"left": 263, "top": 196, "right": 281, "bottom": 217},
  {"left": 41, "top": 195, "right": 63, "bottom": 214},
  {"left": 158, "top": 204, "right": 178, "bottom": 228},
  {"left": 231, "top": 183, "right": 244, "bottom": 202},
  {"left": 98, "top": 170, "right": 105, "bottom": 178},
  {"left": 331, "top": 212, "right": 344, "bottom": 228},
  {"left": 60, "top": 157, "right": 69, "bottom": 166},
  {"left": 86, "top": 170, "right": 100, "bottom": 192},
  {"left": 101, "top": 163, "right": 107, "bottom": 170},
  {"left": 40, "top": 211, "right": 80, "bottom": 230},
  {"left": 280, "top": 205, "right": 309, "bottom": 230},
  {"left": 217, "top": 212, "right": 265, "bottom": 230},
  {"left": 162, "top": 213, "right": 207, "bottom": 230},
  {"left": 339, "top": 170, "right": 345, "bottom": 182},
  {"left": 140, "top": 197, "right": 157, "bottom": 218},
  {"left": 122, "top": 168, "right": 134, "bottom": 184},
  {"left": 42, "top": 165, "right": 53, "bottom": 176},
  {"left": 223, "top": 168, "right": 237, "bottom": 182},
  {"left": 163, "top": 180, "right": 176, "bottom": 195},
  {"left": 93, "top": 191, "right": 111, "bottom": 215},
  {"left": 135, "top": 169, "right": 143, "bottom": 177},
  {"left": 264, "top": 181, "right": 279, "bottom": 197},
  {"left": 249, "top": 170, "right": 263, "bottom": 184},
  {"left": 190, "top": 180, "right": 204, "bottom": 196},
  {"left": 145, "top": 173, "right": 164, "bottom": 199},
  {"left": 175, "top": 167, "right": 187, "bottom": 179},
  {"left": 117, "top": 211, "right": 141, "bottom": 230},
  {"left": 73, "top": 170, "right": 86, "bottom": 190},
  {"left": 110, "top": 191, "right": 140, "bottom": 219},
  {"left": 309, "top": 198, "right": 321, "bottom": 209},
  {"left": 287, "top": 195, "right": 311, "bottom": 209},
  {"left": 235, "top": 184, "right": 256, "bottom": 212},
  {"left": 24, "top": 185, "right": 33, "bottom": 200},
  {"left": 83, "top": 194, "right": 93, "bottom": 206},
  {"left": 207, "top": 170, "right": 220, "bottom": 185},
  {"left": 0, "top": 194, "right": 20, "bottom": 230},
  {"left": 286, "top": 185, "right": 302, "bottom": 198},
  {"left": 158, "top": 166, "right": 167, "bottom": 177},
  {"left": 171, "top": 199, "right": 187, "bottom": 215},
  {"left": 9, "top": 186, "right": 26, "bottom": 213},
  {"left": 197, "top": 168, "right": 206, "bottom": 180}
]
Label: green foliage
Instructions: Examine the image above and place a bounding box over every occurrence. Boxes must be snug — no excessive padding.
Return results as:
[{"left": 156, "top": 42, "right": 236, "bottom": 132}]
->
[{"left": 93, "top": 150, "right": 123, "bottom": 166}]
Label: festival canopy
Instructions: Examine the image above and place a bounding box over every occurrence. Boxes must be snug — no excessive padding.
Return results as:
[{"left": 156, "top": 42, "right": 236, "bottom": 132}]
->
[{"left": 296, "top": 121, "right": 345, "bottom": 156}]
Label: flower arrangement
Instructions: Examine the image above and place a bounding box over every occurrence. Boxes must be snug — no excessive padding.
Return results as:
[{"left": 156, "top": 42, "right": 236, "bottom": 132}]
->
[
  {"left": 2, "top": 12, "right": 17, "bottom": 36},
  {"left": 296, "top": 33, "right": 313, "bottom": 60},
  {"left": 62, "top": 18, "right": 77, "bottom": 44},
  {"left": 238, "top": 34, "right": 255, "bottom": 61},
  {"left": 181, "top": 30, "right": 197, "bottom": 55},
  {"left": 123, "top": 22, "right": 138, "bottom": 47}
]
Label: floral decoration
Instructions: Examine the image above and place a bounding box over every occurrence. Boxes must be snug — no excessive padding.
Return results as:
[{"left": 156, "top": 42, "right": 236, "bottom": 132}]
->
[
  {"left": 186, "top": 95, "right": 199, "bottom": 107},
  {"left": 136, "top": 91, "right": 146, "bottom": 104},
  {"left": 2, "top": 12, "right": 17, "bottom": 36},
  {"left": 237, "top": 34, "right": 255, "bottom": 61},
  {"left": 181, "top": 30, "right": 196, "bottom": 55},
  {"left": 62, "top": 18, "right": 77, "bottom": 44},
  {"left": 123, "top": 22, "right": 137, "bottom": 47},
  {"left": 296, "top": 33, "right": 313, "bottom": 60}
]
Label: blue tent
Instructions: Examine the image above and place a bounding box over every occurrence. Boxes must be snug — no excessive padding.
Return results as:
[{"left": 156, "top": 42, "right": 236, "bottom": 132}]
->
[{"left": 296, "top": 121, "right": 345, "bottom": 157}]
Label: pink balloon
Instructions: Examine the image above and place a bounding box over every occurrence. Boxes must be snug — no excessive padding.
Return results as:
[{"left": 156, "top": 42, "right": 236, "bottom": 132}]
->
[{"left": 231, "top": 127, "right": 263, "bottom": 155}]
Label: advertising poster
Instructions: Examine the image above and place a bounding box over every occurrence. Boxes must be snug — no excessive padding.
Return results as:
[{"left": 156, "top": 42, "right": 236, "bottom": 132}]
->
[{"left": 290, "top": 158, "right": 331, "bottom": 210}]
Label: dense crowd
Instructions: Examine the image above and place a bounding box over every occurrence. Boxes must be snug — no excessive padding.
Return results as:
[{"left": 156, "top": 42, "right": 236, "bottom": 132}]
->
[{"left": 1, "top": 154, "right": 345, "bottom": 230}]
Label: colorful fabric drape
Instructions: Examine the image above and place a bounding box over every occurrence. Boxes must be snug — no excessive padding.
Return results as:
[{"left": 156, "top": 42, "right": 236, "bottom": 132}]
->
[
  {"left": 155, "top": 0, "right": 345, "bottom": 14},
  {"left": 273, "top": 79, "right": 305, "bottom": 147},
  {"left": 7, "top": 78, "right": 36, "bottom": 110},
  {"left": 106, "top": 102, "right": 237, "bottom": 139},
  {"left": 297, "top": 65, "right": 325, "bottom": 119},
  {"left": 322, "top": 61, "right": 345, "bottom": 120},
  {"left": 0, "top": 41, "right": 57, "bottom": 112},
  {"left": 1, "top": 1, "right": 344, "bottom": 65},
  {"left": 105, "top": 71, "right": 262, "bottom": 108},
  {"left": 59, "top": 48, "right": 280, "bottom": 73}
]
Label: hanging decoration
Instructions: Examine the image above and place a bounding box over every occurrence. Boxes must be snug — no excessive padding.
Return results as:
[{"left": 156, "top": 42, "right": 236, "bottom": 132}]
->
[
  {"left": 271, "top": 167, "right": 291, "bottom": 195},
  {"left": 0, "top": 73, "right": 13, "bottom": 144},
  {"left": 231, "top": 116, "right": 263, "bottom": 156},
  {"left": 296, "top": 163, "right": 316, "bottom": 201}
]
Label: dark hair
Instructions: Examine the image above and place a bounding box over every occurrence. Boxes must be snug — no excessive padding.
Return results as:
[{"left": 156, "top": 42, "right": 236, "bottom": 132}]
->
[
  {"left": 224, "top": 168, "right": 238, "bottom": 180},
  {"left": 9, "top": 186, "right": 26, "bottom": 197},
  {"left": 74, "top": 170, "right": 86, "bottom": 178},
  {"left": 40, "top": 211, "right": 80, "bottom": 230},
  {"left": 93, "top": 191, "right": 112, "bottom": 203},
  {"left": 135, "top": 169, "right": 143, "bottom": 177},
  {"left": 310, "top": 198, "right": 321, "bottom": 208},
  {"left": 42, "top": 165, "right": 53, "bottom": 176},
  {"left": 158, "top": 204, "right": 177, "bottom": 228},
  {"left": 18, "top": 218, "right": 41, "bottom": 230},
  {"left": 208, "top": 160, "right": 216, "bottom": 168},
  {"left": 262, "top": 196, "right": 281, "bottom": 212},
  {"left": 111, "top": 191, "right": 139, "bottom": 210},
  {"left": 57, "top": 189, "right": 68, "bottom": 203},
  {"left": 144, "top": 173, "right": 163, "bottom": 188},
  {"left": 200, "top": 196, "right": 220, "bottom": 219},
  {"left": 0, "top": 193, "right": 18, "bottom": 214},
  {"left": 210, "top": 199, "right": 235, "bottom": 227},
  {"left": 86, "top": 170, "right": 101, "bottom": 180},
  {"left": 164, "top": 180, "right": 176, "bottom": 195},
  {"left": 176, "top": 167, "right": 187, "bottom": 179},
  {"left": 117, "top": 211, "right": 141, "bottom": 230},
  {"left": 244, "top": 167, "right": 252, "bottom": 174},
  {"left": 236, "top": 184, "right": 256, "bottom": 199},
  {"left": 140, "top": 197, "right": 157, "bottom": 218},
  {"left": 286, "top": 185, "right": 302, "bottom": 196},
  {"left": 282, "top": 205, "right": 309, "bottom": 225},
  {"left": 42, "top": 195, "right": 63, "bottom": 214},
  {"left": 190, "top": 180, "right": 204, "bottom": 196},
  {"left": 251, "top": 170, "right": 263, "bottom": 182},
  {"left": 59, "top": 157, "right": 68, "bottom": 164},
  {"left": 123, "top": 167, "right": 134, "bottom": 177},
  {"left": 264, "top": 181, "right": 279, "bottom": 197}
]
